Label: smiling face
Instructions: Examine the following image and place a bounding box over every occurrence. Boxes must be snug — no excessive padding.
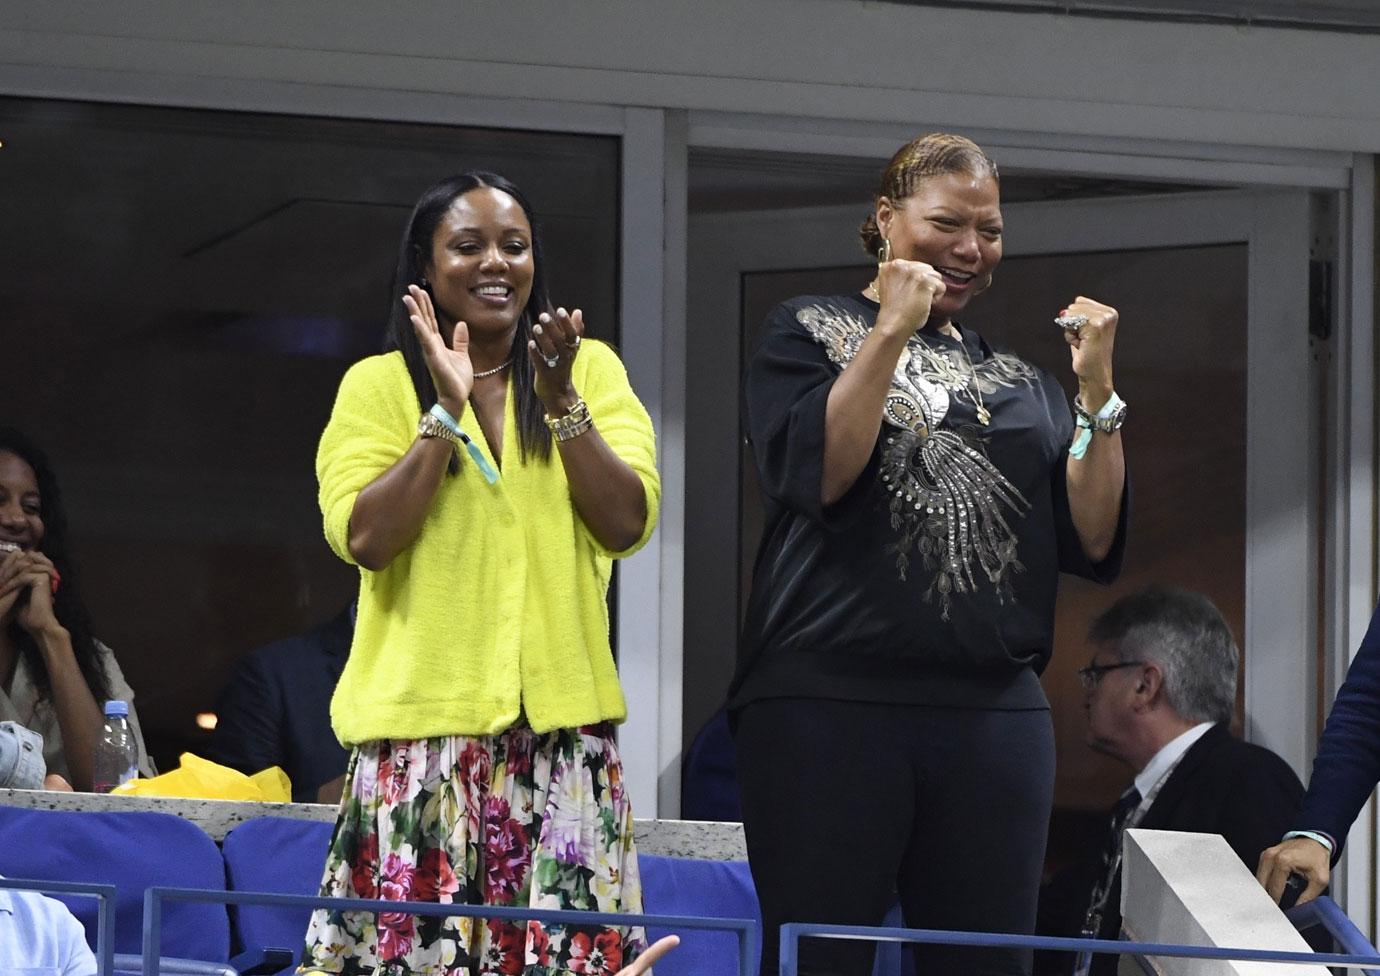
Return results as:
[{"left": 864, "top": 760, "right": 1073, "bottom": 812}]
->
[
  {"left": 424, "top": 186, "right": 535, "bottom": 342},
  {"left": 0, "top": 449, "right": 44, "bottom": 552},
  {"left": 877, "top": 170, "right": 1003, "bottom": 324}
]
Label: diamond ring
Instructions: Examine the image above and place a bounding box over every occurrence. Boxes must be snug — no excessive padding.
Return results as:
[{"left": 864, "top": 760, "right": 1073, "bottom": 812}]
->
[{"left": 1054, "top": 313, "right": 1089, "bottom": 333}]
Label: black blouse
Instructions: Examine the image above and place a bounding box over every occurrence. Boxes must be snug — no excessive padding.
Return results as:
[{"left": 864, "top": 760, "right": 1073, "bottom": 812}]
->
[{"left": 729, "top": 294, "right": 1127, "bottom": 712}]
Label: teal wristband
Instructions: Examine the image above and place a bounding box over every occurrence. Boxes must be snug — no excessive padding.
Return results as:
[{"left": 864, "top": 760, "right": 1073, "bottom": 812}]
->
[
  {"left": 428, "top": 402, "right": 462, "bottom": 434},
  {"left": 428, "top": 403, "right": 499, "bottom": 485},
  {"left": 1069, "top": 422, "right": 1093, "bottom": 461},
  {"left": 1069, "top": 390, "right": 1124, "bottom": 461},
  {"left": 1090, "top": 392, "right": 1125, "bottom": 421}
]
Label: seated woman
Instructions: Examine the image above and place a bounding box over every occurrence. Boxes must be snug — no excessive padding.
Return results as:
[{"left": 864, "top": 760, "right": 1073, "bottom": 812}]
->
[{"left": 0, "top": 428, "right": 154, "bottom": 792}]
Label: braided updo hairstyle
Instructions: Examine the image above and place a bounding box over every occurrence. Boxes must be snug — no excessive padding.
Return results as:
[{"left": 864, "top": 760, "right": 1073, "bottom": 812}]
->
[{"left": 858, "top": 133, "right": 1000, "bottom": 257}]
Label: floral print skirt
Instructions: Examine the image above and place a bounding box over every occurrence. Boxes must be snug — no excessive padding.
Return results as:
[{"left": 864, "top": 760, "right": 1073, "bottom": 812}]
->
[{"left": 299, "top": 723, "right": 647, "bottom": 976}]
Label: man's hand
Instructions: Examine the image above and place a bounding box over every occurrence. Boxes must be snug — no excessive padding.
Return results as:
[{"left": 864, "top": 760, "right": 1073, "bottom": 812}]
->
[{"left": 1257, "top": 837, "right": 1330, "bottom": 906}]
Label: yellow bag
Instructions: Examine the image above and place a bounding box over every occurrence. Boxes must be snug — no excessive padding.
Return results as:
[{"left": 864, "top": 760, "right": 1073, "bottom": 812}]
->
[{"left": 113, "top": 752, "right": 292, "bottom": 802}]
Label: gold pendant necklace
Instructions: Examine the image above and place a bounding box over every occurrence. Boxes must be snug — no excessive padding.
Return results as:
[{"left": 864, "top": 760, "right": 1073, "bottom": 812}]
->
[{"left": 957, "top": 340, "right": 991, "bottom": 425}]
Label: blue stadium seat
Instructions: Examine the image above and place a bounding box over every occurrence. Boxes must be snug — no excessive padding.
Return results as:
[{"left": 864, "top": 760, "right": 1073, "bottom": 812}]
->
[
  {"left": 221, "top": 816, "right": 332, "bottom": 967},
  {"left": 640, "top": 854, "right": 761, "bottom": 976},
  {"left": 0, "top": 806, "right": 230, "bottom": 961},
  {"left": 639, "top": 854, "right": 909, "bottom": 976}
]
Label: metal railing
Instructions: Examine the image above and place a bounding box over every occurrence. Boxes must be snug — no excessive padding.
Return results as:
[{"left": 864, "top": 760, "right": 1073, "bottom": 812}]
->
[
  {"left": 142, "top": 887, "right": 759, "bottom": 976},
  {"left": 780, "top": 921, "right": 1380, "bottom": 975},
  {"left": 14, "top": 874, "right": 1374, "bottom": 975},
  {"left": 1288, "top": 895, "right": 1380, "bottom": 960}
]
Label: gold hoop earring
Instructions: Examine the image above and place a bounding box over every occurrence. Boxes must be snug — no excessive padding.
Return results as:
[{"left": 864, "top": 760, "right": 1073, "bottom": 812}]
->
[
  {"left": 878, "top": 238, "right": 892, "bottom": 264},
  {"left": 974, "top": 272, "right": 993, "bottom": 296}
]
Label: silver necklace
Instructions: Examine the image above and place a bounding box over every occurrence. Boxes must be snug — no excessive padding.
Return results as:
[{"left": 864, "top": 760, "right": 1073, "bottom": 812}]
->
[{"left": 473, "top": 358, "right": 513, "bottom": 379}]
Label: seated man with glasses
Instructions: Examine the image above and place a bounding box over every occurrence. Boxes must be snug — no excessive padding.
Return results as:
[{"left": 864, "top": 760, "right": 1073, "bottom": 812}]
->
[{"left": 1037, "top": 586, "right": 1303, "bottom": 976}]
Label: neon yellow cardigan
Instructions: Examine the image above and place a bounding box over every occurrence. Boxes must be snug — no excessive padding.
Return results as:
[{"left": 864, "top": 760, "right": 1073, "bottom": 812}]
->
[{"left": 316, "top": 342, "right": 659, "bottom": 745}]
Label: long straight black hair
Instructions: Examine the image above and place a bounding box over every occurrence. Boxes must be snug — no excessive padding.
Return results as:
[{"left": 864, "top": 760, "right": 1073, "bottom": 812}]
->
[
  {"left": 382, "top": 171, "right": 554, "bottom": 466},
  {"left": 0, "top": 428, "right": 112, "bottom": 705}
]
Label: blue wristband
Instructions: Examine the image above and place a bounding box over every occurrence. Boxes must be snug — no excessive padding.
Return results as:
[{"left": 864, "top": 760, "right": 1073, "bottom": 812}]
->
[{"left": 428, "top": 403, "right": 499, "bottom": 484}]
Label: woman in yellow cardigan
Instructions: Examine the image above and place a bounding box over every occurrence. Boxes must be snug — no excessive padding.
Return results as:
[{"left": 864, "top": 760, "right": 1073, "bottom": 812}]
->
[{"left": 302, "top": 172, "right": 660, "bottom": 976}]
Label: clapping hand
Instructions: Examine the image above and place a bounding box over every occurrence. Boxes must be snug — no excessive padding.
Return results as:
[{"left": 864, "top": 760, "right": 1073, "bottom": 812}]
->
[
  {"left": 403, "top": 283, "right": 473, "bottom": 416},
  {"left": 529, "top": 307, "right": 585, "bottom": 410}
]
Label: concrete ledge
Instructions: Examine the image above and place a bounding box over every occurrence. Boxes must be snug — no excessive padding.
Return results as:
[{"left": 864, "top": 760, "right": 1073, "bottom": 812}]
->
[
  {"left": 0, "top": 787, "right": 747, "bottom": 860},
  {"left": 1122, "top": 828, "right": 1328, "bottom": 976}
]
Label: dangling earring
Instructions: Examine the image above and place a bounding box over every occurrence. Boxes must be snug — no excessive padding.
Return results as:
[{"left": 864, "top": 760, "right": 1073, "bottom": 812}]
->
[{"left": 867, "top": 238, "right": 893, "bottom": 303}]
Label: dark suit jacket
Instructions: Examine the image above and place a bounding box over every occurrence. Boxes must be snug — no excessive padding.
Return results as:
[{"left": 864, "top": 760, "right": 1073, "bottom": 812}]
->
[
  {"left": 1038, "top": 723, "right": 1303, "bottom": 976},
  {"left": 203, "top": 607, "right": 352, "bottom": 803},
  {"left": 1297, "top": 600, "right": 1380, "bottom": 858}
]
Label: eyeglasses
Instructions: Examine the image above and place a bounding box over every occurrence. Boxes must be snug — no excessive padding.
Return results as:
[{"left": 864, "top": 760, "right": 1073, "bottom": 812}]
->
[{"left": 1077, "top": 660, "right": 1145, "bottom": 692}]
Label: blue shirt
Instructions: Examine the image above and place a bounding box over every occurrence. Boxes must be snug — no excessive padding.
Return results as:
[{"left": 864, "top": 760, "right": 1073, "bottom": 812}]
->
[{"left": 0, "top": 881, "right": 97, "bottom": 976}]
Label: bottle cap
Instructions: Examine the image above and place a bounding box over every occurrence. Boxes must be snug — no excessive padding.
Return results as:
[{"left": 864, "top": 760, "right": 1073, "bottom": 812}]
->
[{"left": 103, "top": 700, "right": 129, "bottom": 718}]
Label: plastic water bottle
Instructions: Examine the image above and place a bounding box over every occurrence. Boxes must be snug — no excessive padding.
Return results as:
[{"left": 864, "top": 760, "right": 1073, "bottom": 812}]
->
[{"left": 92, "top": 700, "right": 138, "bottom": 793}]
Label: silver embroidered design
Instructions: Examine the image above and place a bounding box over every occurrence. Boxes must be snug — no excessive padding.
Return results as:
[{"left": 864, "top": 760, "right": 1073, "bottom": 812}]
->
[
  {"left": 795, "top": 301, "right": 1037, "bottom": 618},
  {"left": 795, "top": 304, "right": 870, "bottom": 369}
]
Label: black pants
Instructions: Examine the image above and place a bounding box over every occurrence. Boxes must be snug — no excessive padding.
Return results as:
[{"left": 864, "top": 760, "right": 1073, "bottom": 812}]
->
[{"left": 734, "top": 698, "right": 1055, "bottom": 976}]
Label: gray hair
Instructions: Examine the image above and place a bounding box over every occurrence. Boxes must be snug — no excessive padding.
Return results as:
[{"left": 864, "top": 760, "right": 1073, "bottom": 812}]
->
[{"left": 1088, "top": 586, "right": 1238, "bottom": 725}]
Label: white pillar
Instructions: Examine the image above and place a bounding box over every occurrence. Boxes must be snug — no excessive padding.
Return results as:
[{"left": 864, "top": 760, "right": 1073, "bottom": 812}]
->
[{"left": 616, "top": 107, "right": 687, "bottom": 819}]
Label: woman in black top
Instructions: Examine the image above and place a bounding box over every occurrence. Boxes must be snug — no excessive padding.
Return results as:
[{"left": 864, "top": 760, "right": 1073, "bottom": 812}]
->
[{"left": 730, "top": 133, "right": 1128, "bottom": 976}]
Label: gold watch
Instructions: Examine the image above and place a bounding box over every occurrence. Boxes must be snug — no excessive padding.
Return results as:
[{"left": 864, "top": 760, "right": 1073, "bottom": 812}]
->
[
  {"left": 544, "top": 399, "right": 594, "bottom": 442},
  {"left": 417, "top": 412, "right": 458, "bottom": 447}
]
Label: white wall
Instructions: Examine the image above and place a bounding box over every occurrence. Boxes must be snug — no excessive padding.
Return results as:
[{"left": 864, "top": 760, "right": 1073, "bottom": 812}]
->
[{"left": 3, "top": 0, "right": 1380, "bottom": 153}]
